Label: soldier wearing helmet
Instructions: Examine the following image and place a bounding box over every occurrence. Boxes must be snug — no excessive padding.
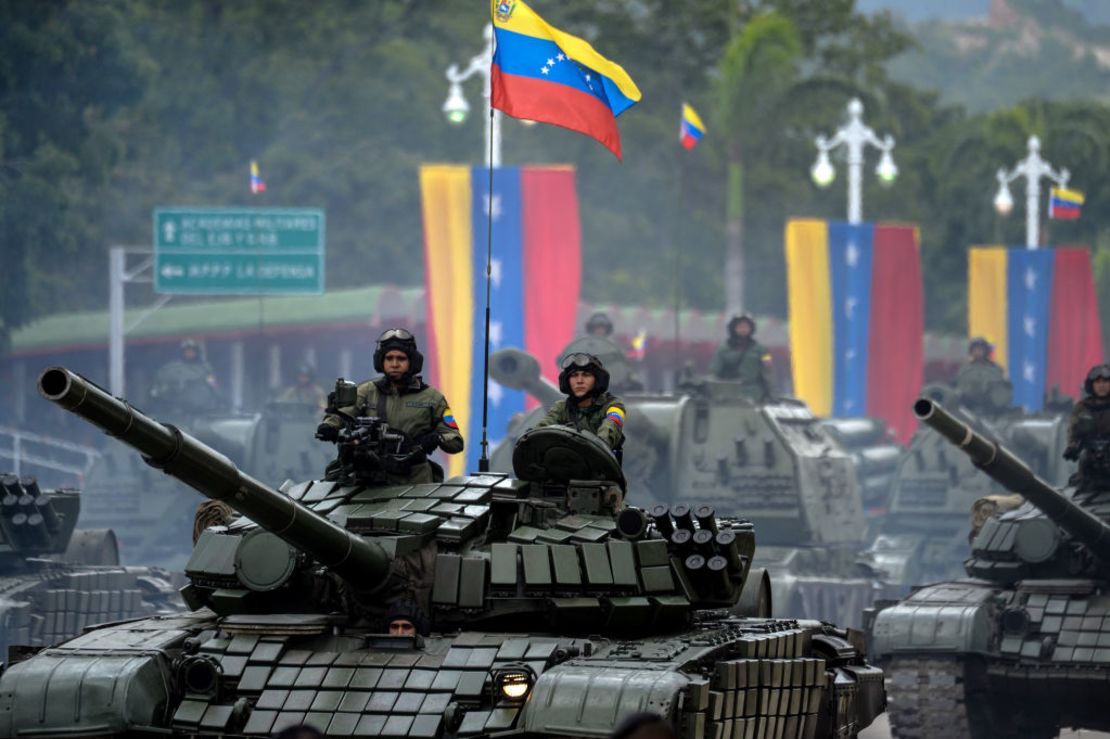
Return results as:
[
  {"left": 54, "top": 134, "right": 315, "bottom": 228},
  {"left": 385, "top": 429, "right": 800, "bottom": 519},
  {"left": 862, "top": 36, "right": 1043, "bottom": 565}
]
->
[
  {"left": 536, "top": 353, "right": 626, "bottom": 452},
  {"left": 316, "top": 328, "right": 463, "bottom": 483},
  {"left": 148, "top": 337, "right": 222, "bottom": 413},
  {"left": 709, "top": 314, "right": 776, "bottom": 402},
  {"left": 1064, "top": 364, "right": 1110, "bottom": 489},
  {"left": 585, "top": 312, "right": 614, "bottom": 338},
  {"left": 954, "top": 337, "right": 1009, "bottom": 412},
  {"left": 278, "top": 362, "right": 328, "bottom": 409}
]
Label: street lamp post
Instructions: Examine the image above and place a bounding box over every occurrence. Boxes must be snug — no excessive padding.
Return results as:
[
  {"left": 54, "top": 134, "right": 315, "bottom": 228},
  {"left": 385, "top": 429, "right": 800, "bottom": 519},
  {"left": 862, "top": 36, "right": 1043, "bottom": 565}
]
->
[
  {"left": 992, "top": 136, "right": 1069, "bottom": 249},
  {"left": 810, "top": 98, "right": 898, "bottom": 224},
  {"left": 443, "top": 23, "right": 502, "bottom": 166}
]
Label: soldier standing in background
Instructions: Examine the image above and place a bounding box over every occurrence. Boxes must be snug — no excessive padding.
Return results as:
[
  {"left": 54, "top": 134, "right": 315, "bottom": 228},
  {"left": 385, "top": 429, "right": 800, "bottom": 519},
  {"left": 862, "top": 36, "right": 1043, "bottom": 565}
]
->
[
  {"left": 585, "top": 312, "right": 614, "bottom": 338},
  {"left": 1065, "top": 363, "right": 1110, "bottom": 490},
  {"left": 148, "top": 338, "right": 222, "bottom": 412},
  {"left": 316, "top": 328, "right": 463, "bottom": 484},
  {"left": 278, "top": 362, "right": 327, "bottom": 410},
  {"left": 536, "top": 353, "right": 626, "bottom": 454},
  {"left": 954, "top": 337, "right": 1008, "bottom": 410},
  {"left": 709, "top": 314, "right": 776, "bottom": 402}
]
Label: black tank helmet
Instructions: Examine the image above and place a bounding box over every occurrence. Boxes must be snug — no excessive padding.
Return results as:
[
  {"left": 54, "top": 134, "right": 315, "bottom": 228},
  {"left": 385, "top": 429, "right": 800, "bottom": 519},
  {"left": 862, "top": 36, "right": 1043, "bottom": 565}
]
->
[
  {"left": 373, "top": 328, "right": 424, "bottom": 375},
  {"left": 1083, "top": 363, "right": 1110, "bottom": 396},
  {"left": 727, "top": 314, "right": 756, "bottom": 337},
  {"left": 585, "top": 312, "right": 614, "bottom": 336},
  {"left": 558, "top": 352, "right": 610, "bottom": 396},
  {"left": 180, "top": 337, "right": 204, "bottom": 360},
  {"left": 968, "top": 336, "right": 994, "bottom": 355}
]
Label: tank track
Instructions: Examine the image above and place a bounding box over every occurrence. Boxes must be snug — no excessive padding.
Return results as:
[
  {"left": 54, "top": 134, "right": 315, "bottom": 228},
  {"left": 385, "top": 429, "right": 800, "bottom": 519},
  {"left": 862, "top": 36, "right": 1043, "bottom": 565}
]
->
[{"left": 885, "top": 657, "right": 974, "bottom": 739}]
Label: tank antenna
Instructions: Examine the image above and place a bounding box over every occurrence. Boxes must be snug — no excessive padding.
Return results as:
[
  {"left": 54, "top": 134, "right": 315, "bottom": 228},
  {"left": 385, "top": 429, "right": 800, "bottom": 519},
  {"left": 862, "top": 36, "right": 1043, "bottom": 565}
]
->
[{"left": 478, "top": 107, "right": 495, "bottom": 472}]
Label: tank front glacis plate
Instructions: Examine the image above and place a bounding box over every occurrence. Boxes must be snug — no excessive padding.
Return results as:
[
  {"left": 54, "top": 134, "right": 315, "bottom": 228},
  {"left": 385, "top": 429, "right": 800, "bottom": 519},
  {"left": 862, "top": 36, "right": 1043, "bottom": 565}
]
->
[
  {"left": 869, "top": 581, "right": 998, "bottom": 658},
  {"left": 0, "top": 614, "right": 885, "bottom": 738}
]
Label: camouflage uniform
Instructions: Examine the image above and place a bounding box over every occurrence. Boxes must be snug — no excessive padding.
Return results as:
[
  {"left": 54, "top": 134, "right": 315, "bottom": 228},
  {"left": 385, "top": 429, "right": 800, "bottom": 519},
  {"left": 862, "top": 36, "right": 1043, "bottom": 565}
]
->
[
  {"left": 278, "top": 383, "right": 328, "bottom": 409},
  {"left": 955, "top": 359, "right": 1006, "bottom": 406},
  {"left": 1066, "top": 364, "right": 1110, "bottom": 490},
  {"left": 148, "top": 358, "right": 221, "bottom": 412},
  {"left": 709, "top": 338, "right": 777, "bottom": 402},
  {"left": 536, "top": 392, "right": 626, "bottom": 451},
  {"left": 321, "top": 376, "right": 463, "bottom": 483}
]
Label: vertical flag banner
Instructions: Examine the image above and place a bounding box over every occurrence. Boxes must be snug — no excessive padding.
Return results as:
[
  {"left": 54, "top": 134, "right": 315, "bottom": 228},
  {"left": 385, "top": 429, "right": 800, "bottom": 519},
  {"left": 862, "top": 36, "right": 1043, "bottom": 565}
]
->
[
  {"left": 1049, "top": 187, "right": 1084, "bottom": 220},
  {"left": 680, "top": 103, "right": 706, "bottom": 150},
  {"left": 786, "top": 219, "right": 923, "bottom": 442},
  {"left": 250, "top": 160, "right": 266, "bottom": 194},
  {"left": 491, "top": 0, "right": 641, "bottom": 159},
  {"left": 422, "top": 165, "right": 581, "bottom": 476},
  {"left": 969, "top": 246, "right": 1103, "bottom": 410}
]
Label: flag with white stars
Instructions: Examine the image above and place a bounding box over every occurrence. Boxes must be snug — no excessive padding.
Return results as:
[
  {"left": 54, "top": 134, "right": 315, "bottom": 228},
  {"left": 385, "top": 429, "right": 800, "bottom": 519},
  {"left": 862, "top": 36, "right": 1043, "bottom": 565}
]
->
[
  {"left": 970, "top": 246, "right": 1103, "bottom": 412},
  {"left": 828, "top": 223, "right": 875, "bottom": 416},
  {"left": 421, "top": 164, "right": 583, "bottom": 477}
]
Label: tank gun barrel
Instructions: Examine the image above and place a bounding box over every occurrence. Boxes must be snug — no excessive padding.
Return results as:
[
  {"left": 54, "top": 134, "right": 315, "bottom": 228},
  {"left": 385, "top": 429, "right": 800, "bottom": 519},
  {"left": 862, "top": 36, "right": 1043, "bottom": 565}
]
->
[
  {"left": 38, "top": 367, "right": 389, "bottom": 586},
  {"left": 914, "top": 398, "right": 1110, "bottom": 562},
  {"left": 490, "top": 348, "right": 563, "bottom": 406}
]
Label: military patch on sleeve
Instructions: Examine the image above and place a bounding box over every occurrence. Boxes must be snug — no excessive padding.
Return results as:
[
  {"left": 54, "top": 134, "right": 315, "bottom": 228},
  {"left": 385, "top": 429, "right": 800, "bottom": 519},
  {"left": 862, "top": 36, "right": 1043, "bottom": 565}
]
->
[
  {"left": 761, "top": 353, "right": 773, "bottom": 365},
  {"left": 442, "top": 408, "right": 459, "bottom": 429},
  {"left": 605, "top": 406, "right": 625, "bottom": 426}
]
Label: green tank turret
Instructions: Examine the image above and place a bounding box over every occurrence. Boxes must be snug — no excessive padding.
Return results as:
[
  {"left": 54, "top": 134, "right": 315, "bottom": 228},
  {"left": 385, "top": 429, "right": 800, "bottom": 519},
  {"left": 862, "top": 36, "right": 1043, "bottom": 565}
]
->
[
  {"left": 869, "top": 398, "right": 1110, "bottom": 738},
  {"left": 0, "top": 470, "right": 179, "bottom": 660},
  {"left": 2, "top": 365, "right": 887, "bottom": 738},
  {"left": 491, "top": 347, "right": 890, "bottom": 629}
]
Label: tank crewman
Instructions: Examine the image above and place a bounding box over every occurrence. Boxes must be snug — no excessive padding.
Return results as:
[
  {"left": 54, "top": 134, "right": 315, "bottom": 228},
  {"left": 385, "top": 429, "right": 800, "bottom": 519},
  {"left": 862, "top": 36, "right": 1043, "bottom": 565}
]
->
[
  {"left": 1064, "top": 364, "right": 1110, "bottom": 487},
  {"left": 954, "top": 337, "right": 1007, "bottom": 407},
  {"left": 709, "top": 314, "right": 777, "bottom": 402},
  {"left": 316, "top": 328, "right": 463, "bottom": 483},
  {"left": 536, "top": 353, "right": 626, "bottom": 453},
  {"left": 277, "top": 362, "right": 328, "bottom": 409},
  {"left": 148, "top": 337, "right": 222, "bottom": 411},
  {"left": 585, "top": 311, "right": 614, "bottom": 338}
]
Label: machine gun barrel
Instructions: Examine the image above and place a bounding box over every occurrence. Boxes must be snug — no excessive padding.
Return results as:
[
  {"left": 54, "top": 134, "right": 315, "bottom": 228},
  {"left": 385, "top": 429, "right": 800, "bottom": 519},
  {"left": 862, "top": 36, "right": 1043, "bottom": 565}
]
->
[
  {"left": 490, "top": 348, "right": 564, "bottom": 406},
  {"left": 915, "top": 398, "right": 1110, "bottom": 562},
  {"left": 39, "top": 367, "right": 389, "bottom": 586}
]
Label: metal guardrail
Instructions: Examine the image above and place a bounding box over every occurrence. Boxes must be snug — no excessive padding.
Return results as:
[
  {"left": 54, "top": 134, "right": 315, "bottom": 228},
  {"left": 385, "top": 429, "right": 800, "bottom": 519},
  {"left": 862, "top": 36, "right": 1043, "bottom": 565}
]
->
[{"left": 0, "top": 425, "right": 100, "bottom": 486}]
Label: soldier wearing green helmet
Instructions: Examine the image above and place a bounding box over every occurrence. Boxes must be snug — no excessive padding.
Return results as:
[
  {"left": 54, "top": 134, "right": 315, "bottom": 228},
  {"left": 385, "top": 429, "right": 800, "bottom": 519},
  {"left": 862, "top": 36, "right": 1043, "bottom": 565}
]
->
[
  {"left": 709, "top": 314, "right": 776, "bottom": 402},
  {"left": 536, "top": 352, "right": 625, "bottom": 453},
  {"left": 1065, "top": 363, "right": 1110, "bottom": 490}
]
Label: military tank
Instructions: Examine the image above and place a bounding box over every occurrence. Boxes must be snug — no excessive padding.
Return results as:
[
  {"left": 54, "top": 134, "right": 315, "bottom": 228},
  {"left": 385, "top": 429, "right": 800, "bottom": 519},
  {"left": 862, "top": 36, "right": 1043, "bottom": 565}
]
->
[
  {"left": 867, "top": 384, "right": 1073, "bottom": 589},
  {"left": 0, "top": 472, "right": 178, "bottom": 661},
  {"left": 869, "top": 398, "right": 1110, "bottom": 738},
  {"left": 1, "top": 366, "right": 887, "bottom": 738},
  {"left": 80, "top": 399, "right": 333, "bottom": 569},
  {"left": 491, "top": 347, "right": 889, "bottom": 628}
]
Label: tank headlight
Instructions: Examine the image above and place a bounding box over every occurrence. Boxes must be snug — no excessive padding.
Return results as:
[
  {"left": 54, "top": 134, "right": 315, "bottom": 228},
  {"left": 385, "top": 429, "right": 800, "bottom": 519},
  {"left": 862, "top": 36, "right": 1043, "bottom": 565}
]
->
[{"left": 493, "top": 664, "right": 535, "bottom": 702}]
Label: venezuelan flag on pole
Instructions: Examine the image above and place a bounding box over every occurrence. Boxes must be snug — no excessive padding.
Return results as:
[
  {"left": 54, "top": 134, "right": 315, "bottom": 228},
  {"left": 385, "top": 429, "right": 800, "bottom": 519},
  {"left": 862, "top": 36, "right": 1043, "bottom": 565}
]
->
[
  {"left": 421, "top": 165, "right": 581, "bottom": 476},
  {"left": 491, "top": 0, "right": 641, "bottom": 159},
  {"left": 969, "top": 246, "right": 1102, "bottom": 410},
  {"left": 250, "top": 160, "right": 266, "bottom": 194},
  {"left": 680, "top": 103, "right": 706, "bottom": 150},
  {"left": 1049, "top": 187, "right": 1084, "bottom": 220},
  {"left": 785, "top": 219, "right": 924, "bottom": 442}
]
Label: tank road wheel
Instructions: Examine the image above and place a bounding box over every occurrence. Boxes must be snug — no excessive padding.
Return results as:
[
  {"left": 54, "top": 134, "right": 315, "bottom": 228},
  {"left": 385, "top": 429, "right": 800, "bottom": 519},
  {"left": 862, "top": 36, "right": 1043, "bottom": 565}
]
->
[{"left": 886, "top": 657, "right": 1057, "bottom": 739}]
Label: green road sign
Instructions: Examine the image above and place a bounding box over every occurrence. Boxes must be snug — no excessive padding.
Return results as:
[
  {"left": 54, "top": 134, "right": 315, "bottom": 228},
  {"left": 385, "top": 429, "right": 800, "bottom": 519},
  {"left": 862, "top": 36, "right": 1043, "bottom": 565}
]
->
[{"left": 153, "top": 207, "right": 324, "bottom": 294}]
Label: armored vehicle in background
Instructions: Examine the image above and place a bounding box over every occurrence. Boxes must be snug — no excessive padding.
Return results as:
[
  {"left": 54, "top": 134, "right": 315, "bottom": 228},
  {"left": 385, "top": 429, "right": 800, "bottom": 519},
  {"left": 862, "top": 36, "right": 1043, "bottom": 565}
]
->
[
  {"left": 869, "top": 399, "right": 1110, "bottom": 739},
  {"left": 80, "top": 400, "right": 333, "bottom": 569},
  {"left": 491, "top": 347, "right": 890, "bottom": 628},
  {"left": 4, "top": 366, "right": 887, "bottom": 738},
  {"left": 868, "top": 384, "right": 1073, "bottom": 589},
  {"left": 0, "top": 472, "right": 178, "bottom": 660}
]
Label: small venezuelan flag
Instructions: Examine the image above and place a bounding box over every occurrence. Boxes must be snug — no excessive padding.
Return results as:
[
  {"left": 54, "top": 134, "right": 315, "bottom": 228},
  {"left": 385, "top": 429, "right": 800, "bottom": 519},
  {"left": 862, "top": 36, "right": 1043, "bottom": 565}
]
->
[
  {"left": 491, "top": 0, "right": 641, "bottom": 159},
  {"left": 629, "top": 328, "right": 647, "bottom": 361},
  {"left": 442, "top": 408, "right": 459, "bottom": 429},
  {"left": 1049, "top": 187, "right": 1083, "bottom": 220},
  {"left": 680, "top": 103, "right": 706, "bottom": 150},
  {"left": 605, "top": 405, "right": 625, "bottom": 426},
  {"left": 250, "top": 160, "right": 266, "bottom": 194}
]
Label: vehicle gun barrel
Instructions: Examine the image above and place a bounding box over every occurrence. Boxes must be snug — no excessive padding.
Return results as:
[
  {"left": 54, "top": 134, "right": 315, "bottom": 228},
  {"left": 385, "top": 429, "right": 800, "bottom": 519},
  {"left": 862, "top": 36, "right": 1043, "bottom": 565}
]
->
[
  {"left": 490, "top": 348, "right": 564, "bottom": 406},
  {"left": 914, "top": 398, "right": 1110, "bottom": 562},
  {"left": 38, "top": 367, "right": 389, "bottom": 585}
]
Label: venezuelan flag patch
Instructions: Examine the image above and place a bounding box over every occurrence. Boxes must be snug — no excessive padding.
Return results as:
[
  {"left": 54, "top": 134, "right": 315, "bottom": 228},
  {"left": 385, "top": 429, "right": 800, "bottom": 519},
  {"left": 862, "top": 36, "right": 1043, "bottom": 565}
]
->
[
  {"left": 761, "top": 353, "right": 773, "bottom": 365},
  {"left": 605, "top": 406, "right": 625, "bottom": 426},
  {"left": 442, "top": 408, "right": 459, "bottom": 429}
]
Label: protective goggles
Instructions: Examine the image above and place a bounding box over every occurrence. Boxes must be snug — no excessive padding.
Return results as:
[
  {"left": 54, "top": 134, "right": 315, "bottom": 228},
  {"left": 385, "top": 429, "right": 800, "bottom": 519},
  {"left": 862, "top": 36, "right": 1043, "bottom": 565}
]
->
[
  {"left": 561, "top": 353, "right": 599, "bottom": 370},
  {"left": 1088, "top": 365, "right": 1110, "bottom": 381},
  {"left": 378, "top": 328, "right": 414, "bottom": 342}
]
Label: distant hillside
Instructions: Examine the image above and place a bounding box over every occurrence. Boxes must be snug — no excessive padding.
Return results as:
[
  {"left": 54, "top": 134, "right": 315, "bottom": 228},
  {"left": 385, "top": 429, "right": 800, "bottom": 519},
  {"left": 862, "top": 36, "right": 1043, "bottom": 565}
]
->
[{"left": 872, "top": 0, "right": 1110, "bottom": 111}]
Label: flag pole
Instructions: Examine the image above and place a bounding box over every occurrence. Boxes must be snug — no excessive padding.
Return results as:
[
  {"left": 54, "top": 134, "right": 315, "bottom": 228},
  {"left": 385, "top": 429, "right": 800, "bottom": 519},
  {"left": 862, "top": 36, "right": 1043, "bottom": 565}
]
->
[
  {"left": 671, "top": 139, "right": 686, "bottom": 384},
  {"left": 478, "top": 106, "right": 495, "bottom": 472}
]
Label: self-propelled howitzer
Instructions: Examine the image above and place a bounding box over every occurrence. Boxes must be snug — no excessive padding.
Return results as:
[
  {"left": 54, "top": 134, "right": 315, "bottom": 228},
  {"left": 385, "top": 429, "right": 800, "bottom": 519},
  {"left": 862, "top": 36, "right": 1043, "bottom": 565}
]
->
[
  {"left": 869, "top": 398, "right": 1110, "bottom": 738},
  {"left": 8, "top": 366, "right": 886, "bottom": 738}
]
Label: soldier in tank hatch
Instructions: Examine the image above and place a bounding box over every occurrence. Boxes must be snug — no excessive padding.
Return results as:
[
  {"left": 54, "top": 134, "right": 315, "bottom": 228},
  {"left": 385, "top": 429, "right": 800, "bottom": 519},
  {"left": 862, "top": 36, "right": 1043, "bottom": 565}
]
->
[
  {"left": 585, "top": 311, "right": 614, "bottom": 338},
  {"left": 709, "top": 314, "right": 776, "bottom": 402},
  {"left": 277, "top": 362, "right": 327, "bottom": 409},
  {"left": 148, "top": 337, "right": 222, "bottom": 412},
  {"left": 1065, "top": 363, "right": 1110, "bottom": 489},
  {"left": 317, "top": 328, "right": 463, "bottom": 483},
  {"left": 954, "top": 336, "right": 1010, "bottom": 411},
  {"left": 536, "top": 353, "right": 625, "bottom": 454}
]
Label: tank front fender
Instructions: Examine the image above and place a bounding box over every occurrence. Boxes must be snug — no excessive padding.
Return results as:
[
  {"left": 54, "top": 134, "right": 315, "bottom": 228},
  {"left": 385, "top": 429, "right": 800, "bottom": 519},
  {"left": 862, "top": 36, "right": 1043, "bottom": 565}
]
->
[{"left": 869, "top": 581, "right": 997, "bottom": 659}]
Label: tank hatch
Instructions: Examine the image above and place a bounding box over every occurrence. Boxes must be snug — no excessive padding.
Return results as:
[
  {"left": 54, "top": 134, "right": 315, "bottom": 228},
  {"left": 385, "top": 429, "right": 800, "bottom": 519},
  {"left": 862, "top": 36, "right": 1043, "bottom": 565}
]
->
[{"left": 512, "top": 427, "right": 625, "bottom": 489}]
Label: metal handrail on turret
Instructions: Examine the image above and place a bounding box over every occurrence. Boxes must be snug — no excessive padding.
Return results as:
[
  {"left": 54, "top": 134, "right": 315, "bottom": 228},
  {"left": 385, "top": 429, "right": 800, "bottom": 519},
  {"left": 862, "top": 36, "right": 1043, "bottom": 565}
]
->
[
  {"left": 914, "top": 397, "right": 1110, "bottom": 562},
  {"left": 38, "top": 366, "right": 390, "bottom": 586}
]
